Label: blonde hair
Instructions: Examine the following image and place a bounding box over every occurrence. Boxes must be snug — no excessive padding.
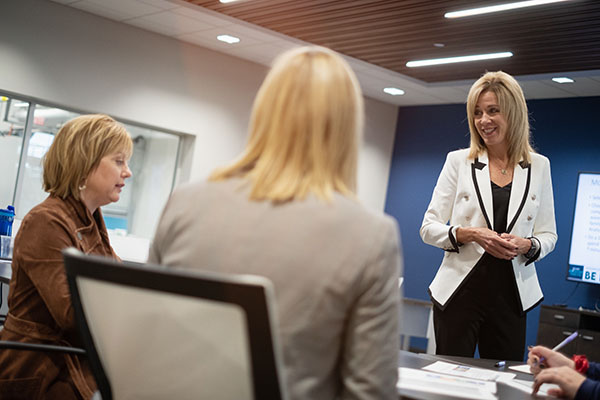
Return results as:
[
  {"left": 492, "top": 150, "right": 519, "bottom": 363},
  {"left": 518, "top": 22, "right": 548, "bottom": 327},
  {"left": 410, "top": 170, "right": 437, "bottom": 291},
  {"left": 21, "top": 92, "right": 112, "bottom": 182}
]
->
[
  {"left": 43, "top": 114, "right": 133, "bottom": 200},
  {"left": 467, "top": 71, "right": 534, "bottom": 166},
  {"left": 210, "top": 46, "right": 364, "bottom": 202}
]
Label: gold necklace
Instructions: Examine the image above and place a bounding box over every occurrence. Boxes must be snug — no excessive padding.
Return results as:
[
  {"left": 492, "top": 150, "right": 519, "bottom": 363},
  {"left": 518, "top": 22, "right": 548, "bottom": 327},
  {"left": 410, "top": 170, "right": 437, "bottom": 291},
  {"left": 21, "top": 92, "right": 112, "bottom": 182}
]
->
[{"left": 491, "top": 159, "right": 510, "bottom": 175}]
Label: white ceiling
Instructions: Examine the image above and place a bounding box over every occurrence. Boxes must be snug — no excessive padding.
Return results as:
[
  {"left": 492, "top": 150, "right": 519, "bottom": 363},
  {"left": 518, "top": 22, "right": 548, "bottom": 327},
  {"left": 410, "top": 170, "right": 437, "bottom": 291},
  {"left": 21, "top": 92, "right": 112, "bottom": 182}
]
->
[{"left": 49, "top": 0, "right": 600, "bottom": 106}]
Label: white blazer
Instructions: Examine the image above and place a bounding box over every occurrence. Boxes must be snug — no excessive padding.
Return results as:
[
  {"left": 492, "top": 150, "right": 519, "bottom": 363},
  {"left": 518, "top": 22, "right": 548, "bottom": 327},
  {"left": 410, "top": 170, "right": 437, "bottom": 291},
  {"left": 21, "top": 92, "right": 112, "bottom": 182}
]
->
[{"left": 420, "top": 149, "right": 557, "bottom": 312}]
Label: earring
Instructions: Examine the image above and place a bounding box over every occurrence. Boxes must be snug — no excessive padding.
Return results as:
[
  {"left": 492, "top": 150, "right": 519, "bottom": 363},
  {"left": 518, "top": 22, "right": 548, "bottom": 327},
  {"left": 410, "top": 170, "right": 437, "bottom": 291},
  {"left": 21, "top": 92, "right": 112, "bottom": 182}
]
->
[{"left": 79, "top": 184, "right": 87, "bottom": 191}]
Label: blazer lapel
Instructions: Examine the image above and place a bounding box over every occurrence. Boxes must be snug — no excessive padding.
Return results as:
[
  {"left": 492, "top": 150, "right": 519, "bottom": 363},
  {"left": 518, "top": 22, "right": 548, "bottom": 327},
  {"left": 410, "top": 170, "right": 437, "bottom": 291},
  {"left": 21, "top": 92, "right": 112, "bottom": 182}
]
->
[
  {"left": 507, "top": 160, "right": 531, "bottom": 233},
  {"left": 471, "top": 152, "right": 493, "bottom": 230}
]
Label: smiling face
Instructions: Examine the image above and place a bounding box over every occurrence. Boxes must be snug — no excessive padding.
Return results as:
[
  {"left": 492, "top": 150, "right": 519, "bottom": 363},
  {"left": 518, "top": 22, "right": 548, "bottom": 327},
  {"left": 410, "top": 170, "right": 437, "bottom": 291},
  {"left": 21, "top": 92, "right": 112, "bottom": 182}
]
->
[
  {"left": 82, "top": 151, "right": 132, "bottom": 213},
  {"left": 474, "top": 91, "right": 508, "bottom": 151}
]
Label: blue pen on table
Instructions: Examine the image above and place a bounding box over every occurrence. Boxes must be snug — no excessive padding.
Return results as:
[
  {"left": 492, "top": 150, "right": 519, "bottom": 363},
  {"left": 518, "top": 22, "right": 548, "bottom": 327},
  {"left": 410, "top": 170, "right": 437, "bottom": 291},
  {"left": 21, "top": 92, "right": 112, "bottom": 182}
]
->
[{"left": 538, "top": 331, "right": 579, "bottom": 366}]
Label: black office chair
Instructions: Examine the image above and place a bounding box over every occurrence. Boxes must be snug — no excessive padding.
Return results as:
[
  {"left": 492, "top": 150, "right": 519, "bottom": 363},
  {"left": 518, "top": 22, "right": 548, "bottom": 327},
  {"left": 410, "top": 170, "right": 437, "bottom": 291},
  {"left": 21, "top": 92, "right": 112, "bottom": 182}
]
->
[{"left": 62, "top": 248, "right": 288, "bottom": 400}]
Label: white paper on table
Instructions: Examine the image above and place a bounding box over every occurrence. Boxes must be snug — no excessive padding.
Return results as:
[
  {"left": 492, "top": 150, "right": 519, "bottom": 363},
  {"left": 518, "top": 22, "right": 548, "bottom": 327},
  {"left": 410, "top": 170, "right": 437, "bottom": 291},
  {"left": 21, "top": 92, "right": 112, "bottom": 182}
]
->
[
  {"left": 423, "top": 361, "right": 516, "bottom": 382},
  {"left": 397, "top": 367, "right": 497, "bottom": 400},
  {"left": 503, "top": 378, "right": 559, "bottom": 397},
  {"left": 509, "top": 364, "right": 533, "bottom": 374}
]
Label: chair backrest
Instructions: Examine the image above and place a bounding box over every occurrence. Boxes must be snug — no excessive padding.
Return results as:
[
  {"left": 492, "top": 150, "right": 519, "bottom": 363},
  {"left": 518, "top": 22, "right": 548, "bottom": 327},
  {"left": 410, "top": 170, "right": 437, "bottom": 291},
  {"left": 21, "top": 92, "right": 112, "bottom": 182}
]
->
[{"left": 63, "top": 248, "right": 287, "bottom": 400}]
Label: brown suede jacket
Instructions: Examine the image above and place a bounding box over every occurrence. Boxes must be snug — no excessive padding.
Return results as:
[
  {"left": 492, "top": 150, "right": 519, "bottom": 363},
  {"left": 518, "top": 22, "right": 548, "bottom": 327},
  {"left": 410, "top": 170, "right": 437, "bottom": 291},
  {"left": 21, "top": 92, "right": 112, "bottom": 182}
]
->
[{"left": 0, "top": 195, "right": 117, "bottom": 400}]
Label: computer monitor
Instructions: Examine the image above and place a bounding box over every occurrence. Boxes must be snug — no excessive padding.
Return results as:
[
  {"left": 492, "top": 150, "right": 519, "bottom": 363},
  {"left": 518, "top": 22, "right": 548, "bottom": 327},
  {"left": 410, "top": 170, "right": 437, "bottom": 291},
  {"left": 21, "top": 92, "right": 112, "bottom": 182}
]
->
[{"left": 566, "top": 172, "right": 600, "bottom": 284}]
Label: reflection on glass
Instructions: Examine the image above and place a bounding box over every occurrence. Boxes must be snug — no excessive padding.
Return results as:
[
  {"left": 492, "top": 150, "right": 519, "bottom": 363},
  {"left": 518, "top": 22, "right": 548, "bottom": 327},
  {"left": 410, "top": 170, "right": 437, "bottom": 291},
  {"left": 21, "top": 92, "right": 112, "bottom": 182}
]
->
[
  {"left": 16, "top": 105, "right": 80, "bottom": 218},
  {"left": 0, "top": 97, "right": 28, "bottom": 210},
  {"left": 103, "top": 124, "right": 179, "bottom": 240}
]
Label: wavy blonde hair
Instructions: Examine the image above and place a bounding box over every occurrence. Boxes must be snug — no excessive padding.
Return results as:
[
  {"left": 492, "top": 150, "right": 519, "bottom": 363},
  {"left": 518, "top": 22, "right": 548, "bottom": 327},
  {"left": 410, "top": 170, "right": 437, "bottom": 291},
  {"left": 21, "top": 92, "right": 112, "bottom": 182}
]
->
[
  {"left": 210, "top": 46, "right": 364, "bottom": 202},
  {"left": 467, "top": 71, "right": 534, "bottom": 166},
  {"left": 43, "top": 114, "right": 132, "bottom": 200}
]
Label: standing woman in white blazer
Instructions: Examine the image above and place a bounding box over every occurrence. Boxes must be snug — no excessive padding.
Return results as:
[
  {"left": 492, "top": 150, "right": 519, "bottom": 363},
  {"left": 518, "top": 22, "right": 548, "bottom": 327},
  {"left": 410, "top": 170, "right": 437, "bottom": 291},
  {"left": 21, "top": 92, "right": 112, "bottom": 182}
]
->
[{"left": 420, "top": 71, "right": 557, "bottom": 361}]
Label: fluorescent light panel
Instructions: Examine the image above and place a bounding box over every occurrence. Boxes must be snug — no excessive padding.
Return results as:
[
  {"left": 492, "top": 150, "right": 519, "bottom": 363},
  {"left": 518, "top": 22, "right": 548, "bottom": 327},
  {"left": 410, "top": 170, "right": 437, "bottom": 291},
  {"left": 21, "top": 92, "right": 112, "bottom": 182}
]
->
[
  {"left": 220, "top": 0, "right": 240, "bottom": 3},
  {"left": 445, "top": 0, "right": 570, "bottom": 18},
  {"left": 552, "top": 77, "right": 574, "bottom": 83},
  {"left": 406, "top": 52, "right": 513, "bottom": 67},
  {"left": 217, "top": 34, "right": 240, "bottom": 44},
  {"left": 383, "top": 87, "right": 405, "bottom": 96}
]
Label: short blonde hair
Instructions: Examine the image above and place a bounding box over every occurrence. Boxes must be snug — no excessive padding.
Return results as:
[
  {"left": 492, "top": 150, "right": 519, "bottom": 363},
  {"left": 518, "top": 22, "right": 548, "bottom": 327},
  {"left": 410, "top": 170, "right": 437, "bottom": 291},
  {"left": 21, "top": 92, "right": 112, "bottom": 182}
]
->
[
  {"left": 467, "top": 71, "right": 534, "bottom": 166},
  {"left": 210, "top": 46, "right": 363, "bottom": 202},
  {"left": 43, "top": 114, "right": 133, "bottom": 200}
]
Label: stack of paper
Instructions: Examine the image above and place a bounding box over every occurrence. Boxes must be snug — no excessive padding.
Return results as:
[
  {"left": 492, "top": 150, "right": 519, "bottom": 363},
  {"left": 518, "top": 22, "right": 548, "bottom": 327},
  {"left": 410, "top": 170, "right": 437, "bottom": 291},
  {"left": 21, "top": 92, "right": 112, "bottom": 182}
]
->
[
  {"left": 397, "top": 360, "right": 558, "bottom": 399},
  {"left": 397, "top": 367, "right": 497, "bottom": 400},
  {"left": 423, "top": 361, "right": 516, "bottom": 382}
]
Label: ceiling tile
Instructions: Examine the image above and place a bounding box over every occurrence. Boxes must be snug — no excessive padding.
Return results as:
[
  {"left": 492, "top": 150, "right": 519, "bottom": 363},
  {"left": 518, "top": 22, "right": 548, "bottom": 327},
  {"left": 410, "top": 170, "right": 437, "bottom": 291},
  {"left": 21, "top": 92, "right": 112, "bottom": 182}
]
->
[
  {"left": 177, "top": 27, "right": 264, "bottom": 48},
  {"left": 519, "top": 81, "right": 576, "bottom": 100},
  {"left": 423, "top": 86, "right": 469, "bottom": 104},
  {"left": 545, "top": 77, "right": 600, "bottom": 97},
  {"left": 177, "top": 29, "right": 241, "bottom": 52},
  {"left": 70, "top": 0, "right": 162, "bottom": 21},
  {"left": 170, "top": 5, "right": 234, "bottom": 27},
  {"left": 137, "top": 0, "right": 179, "bottom": 10},
  {"left": 127, "top": 10, "right": 217, "bottom": 36},
  {"left": 212, "top": 22, "right": 287, "bottom": 45}
]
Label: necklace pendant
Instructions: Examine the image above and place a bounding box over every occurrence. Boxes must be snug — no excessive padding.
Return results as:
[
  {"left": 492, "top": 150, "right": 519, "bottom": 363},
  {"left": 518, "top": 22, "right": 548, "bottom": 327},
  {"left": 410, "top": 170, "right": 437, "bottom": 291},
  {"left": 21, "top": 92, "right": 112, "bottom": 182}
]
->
[{"left": 501, "top": 169, "right": 507, "bottom": 175}]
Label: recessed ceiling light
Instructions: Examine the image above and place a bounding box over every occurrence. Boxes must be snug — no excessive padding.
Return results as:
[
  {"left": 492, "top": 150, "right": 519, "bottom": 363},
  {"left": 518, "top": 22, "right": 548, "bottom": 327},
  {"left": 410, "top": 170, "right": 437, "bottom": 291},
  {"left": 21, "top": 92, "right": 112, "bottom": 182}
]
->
[
  {"left": 445, "top": 0, "right": 570, "bottom": 18},
  {"left": 406, "top": 52, "right": 513, "bottom": 67},
  {"left": 383, "top": 87, "right": 405, "bottom": 96},
  {"left": 552, "top": 77, "right": 575, "bottom": 83},
  {"left": 220, "top": 0, "right": 240, "bottom": 3},
  {"left": 433, "top": 43, "right": 445, "bottom": 48},
  {"left": 217, "top": 34, "right": 240, "bottom": 44}
]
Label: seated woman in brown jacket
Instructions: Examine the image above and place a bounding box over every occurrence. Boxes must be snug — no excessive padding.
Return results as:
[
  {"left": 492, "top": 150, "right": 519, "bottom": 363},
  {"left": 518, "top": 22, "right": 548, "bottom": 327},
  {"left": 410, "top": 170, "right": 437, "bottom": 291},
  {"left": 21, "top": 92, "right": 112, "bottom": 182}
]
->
[{"left": 0, "top": 114, "right": 132, "bottom": 400}]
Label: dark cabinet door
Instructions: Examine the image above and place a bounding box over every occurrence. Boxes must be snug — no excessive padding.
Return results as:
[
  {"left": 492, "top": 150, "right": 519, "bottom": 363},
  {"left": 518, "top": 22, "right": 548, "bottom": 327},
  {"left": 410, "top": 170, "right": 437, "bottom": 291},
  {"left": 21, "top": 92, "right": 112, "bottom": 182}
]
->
[
  {"left": 577, "top": 329, "right": 600, "bottom": 360},
  {"left": 537, "top": 322, "right": 578, "bottom": 357}
]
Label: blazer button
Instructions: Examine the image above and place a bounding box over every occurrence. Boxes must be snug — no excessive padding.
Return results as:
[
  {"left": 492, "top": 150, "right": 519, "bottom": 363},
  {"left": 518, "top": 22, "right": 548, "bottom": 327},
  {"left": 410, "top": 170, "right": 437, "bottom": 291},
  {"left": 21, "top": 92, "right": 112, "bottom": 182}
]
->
[
  {"left": 531, "top": 194, "right": 536, "bottom": 201},
  {"left": 466, "top": 216, "right": 471, "bottom": 221},
  {"left": 464, "top": 195, "right": 469, "bottom": 201},
  {"left": 527, "top": 215, "right": 533, "bottom": 221}
]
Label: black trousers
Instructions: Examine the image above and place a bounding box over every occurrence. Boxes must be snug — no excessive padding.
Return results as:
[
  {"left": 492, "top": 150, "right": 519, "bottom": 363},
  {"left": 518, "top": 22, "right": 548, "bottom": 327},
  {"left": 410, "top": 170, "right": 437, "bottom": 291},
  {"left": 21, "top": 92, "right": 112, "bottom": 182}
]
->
[{"left": 433, "top": 255, "right": 526, "bottom": 361}]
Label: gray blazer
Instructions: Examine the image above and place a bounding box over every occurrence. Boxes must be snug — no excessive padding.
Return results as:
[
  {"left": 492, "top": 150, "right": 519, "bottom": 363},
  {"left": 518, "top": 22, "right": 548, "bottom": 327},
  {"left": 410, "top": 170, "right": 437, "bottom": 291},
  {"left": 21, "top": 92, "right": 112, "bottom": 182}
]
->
[{"left": 149, "top": 178, "right": 402, "bottom": 400}]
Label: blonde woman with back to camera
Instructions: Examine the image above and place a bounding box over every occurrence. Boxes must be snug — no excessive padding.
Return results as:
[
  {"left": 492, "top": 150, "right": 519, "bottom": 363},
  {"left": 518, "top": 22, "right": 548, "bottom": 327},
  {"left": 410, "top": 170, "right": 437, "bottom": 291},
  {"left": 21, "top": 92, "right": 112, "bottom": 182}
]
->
[
  {"left": 0, "top": 114, "right": 132, "bottom": 400},
  {"left": 420, "top": 71, "right": 557, "bottom": 361},
  {"left": 149, "top": 46, "right": 402, "bottom": 400}
]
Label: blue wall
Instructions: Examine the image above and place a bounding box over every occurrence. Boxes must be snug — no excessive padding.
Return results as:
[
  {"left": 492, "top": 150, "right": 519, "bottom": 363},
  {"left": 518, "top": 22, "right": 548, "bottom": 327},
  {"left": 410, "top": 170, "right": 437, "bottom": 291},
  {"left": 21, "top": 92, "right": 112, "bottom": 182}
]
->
[{"left": 385, "top": 96, "right": 600, "bottom": 354}]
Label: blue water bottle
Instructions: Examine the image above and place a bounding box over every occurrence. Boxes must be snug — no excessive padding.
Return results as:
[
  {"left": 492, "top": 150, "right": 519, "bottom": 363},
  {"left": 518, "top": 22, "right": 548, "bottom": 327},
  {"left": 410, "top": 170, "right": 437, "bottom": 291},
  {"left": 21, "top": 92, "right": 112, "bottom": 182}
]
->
[{"left": 0, "top": 205, "right": 15, "bottom": 236}]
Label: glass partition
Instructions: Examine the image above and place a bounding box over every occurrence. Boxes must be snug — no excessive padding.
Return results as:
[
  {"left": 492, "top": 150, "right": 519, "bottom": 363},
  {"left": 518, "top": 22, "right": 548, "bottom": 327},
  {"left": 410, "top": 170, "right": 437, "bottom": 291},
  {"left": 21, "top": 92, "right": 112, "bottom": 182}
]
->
[
  {"left": 0, "top": 92, "right": 183, "bottom": 260},
  {"left": 101, "top": 123, "right": 180, "bottom": 239},
  {"left": 0, "top": 96, "right": 28, "bottom": 209},
  {"left": 15, "top": 105, "right": 81, "bottom": 218}
]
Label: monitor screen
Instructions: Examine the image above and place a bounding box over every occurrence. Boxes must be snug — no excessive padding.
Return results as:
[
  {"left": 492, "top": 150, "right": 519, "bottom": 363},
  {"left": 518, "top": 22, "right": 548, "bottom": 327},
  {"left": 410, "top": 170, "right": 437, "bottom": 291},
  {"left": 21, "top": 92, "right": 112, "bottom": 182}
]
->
[{"left": 566, "top": 172, "right": 600, "bottom": 284}]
